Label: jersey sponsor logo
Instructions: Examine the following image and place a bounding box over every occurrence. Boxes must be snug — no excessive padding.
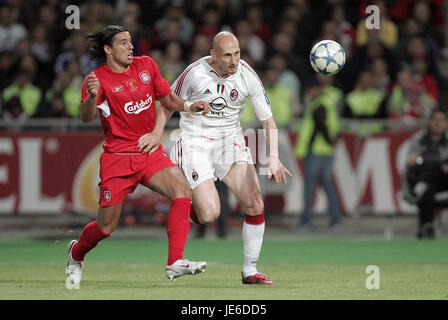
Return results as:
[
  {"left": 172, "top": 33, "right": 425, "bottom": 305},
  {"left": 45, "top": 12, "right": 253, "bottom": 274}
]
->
[
  {"left": 112, "top": 85, "right": 124, "bottom": 93},
  {"left": 210, "top": 97, "right": 227, "bottom": 111},
  {"left": 139, "top": 71, "right": 151, "bottom": 84},
  {"left": 204, "top": 89, "right": 212, "bottom": 94},
  {"left": 125, "top": 78, "right": 138, "bottom": 92},
  {"left": 230, "top": 89, "right": 238, "bottom": 101},
  {"left": 124, "top": 94, "right": 153, "bottom": 114}
]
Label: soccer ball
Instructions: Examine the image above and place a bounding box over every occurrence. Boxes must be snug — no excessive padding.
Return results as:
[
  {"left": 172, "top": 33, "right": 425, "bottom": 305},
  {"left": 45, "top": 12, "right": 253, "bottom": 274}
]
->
[{"left": 310, "top": 40, "right": 345, "bottom": 76}]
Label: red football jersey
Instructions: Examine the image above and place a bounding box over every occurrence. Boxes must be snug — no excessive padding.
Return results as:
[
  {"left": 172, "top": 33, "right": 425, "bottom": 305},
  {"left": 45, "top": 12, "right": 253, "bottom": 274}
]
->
[{"left": 81, "top": 56, "right": 171, "bottom": 153}]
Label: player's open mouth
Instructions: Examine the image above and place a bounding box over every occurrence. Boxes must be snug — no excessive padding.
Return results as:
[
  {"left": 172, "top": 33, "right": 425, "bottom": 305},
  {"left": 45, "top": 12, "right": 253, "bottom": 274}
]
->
[{"left": 128, "top": 53, "right": 133, "bottom": 59}]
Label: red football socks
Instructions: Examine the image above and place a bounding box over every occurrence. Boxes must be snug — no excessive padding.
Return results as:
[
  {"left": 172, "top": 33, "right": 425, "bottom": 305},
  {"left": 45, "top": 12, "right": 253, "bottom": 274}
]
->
[
  {"left": 244, "top": 212, "right": 265, "bottom": 225},
  {"left": 71, "top": 221, "right": 111, "bottom": 262},
  {"left": 166, "top": 198, "right": 192, "bottom": 265}
]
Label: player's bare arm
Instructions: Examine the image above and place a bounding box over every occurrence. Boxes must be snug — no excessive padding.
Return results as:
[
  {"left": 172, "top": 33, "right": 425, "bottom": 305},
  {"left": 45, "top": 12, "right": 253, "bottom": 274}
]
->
[
  {"left": 138, "top": 104, "right": 174, "bottom": 154},
  {"left": 159, "top": 92, "right": 211, "bottom": 115},
  {"left": 261, "top": 117, "right": 292, "bottom": 186},
  {"left": 80, "top": 74, "right": 100, "bottom": 123}
]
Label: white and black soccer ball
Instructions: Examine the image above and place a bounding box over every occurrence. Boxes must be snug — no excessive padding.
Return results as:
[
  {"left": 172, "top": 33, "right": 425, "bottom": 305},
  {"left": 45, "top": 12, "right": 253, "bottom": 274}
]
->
[{"left": 310, "top": 40, "right": 345, "bottom": 76}]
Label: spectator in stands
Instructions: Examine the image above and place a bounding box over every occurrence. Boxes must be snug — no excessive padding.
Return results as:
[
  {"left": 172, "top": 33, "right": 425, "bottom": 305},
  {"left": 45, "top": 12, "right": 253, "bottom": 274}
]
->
[
  {"left": 240, "top": 67, "right": 297, "bottom": 129},
  {"left": 121, "top": 12, "right": 150, "bottom": 57},
  {"left": 54, "top": 30, "right": 97, "bottom": 79},
  {"left": 371, "top": 58, "right": 391, "bottom": 95},
  {"left": 343, "top": 71, "right": 387, "bottom": 135},
  {"left": 330, "top": 4, "right": 356, "bottom": 59},
  {"left": 268, "top": 54, "right": 303, "bottom": 115},
  {"left": 342, "top": 39, "right": 397, "bottom": 93},
  {"left": 0, "top": 4, "right": 27, "bottom": 53},
  {"left": 315, "top": 73, "right": 344, "bottom": 116},
  {"left": 196, "top": 4, "right": 222, "bottom": 42},
  {"left": 45, "top": 59, "right": 82, "bottom": 118},
  {"left": 295, "top": 76, "right": 341, "bottom": 229},
  {"left": 246, "top": 5, "right": 273, "bottom": 45},
  {"left": 405, "top": 107, "right": 448, "bottom": 238},
  {"left": 162, "top": 41, "right": 186, "bottom": 84},
  {"left": 188, "top": 33, "right": 211, "bottom": 63},
  {"left": 411, "top": 57, "right": 439, "bottom": 102},
  {"left": 356, "top": 0, "right": 398, "bottom": 50},
  {"left": 234, "top": 19, "right": 265, "bottom": 63},
  {"left": 344, "top": 71, "right": 386, "bottom": 118},
  {"left": 155, "top": 4, "right": 194, "bottom": 47},
  {"left": 0, "top": 51, "right": 14, "bottom": 91},
  {"left": 2, "top": 70, "right": 41, "bottom": 118},
  {"left": 388, "top": 68, "right": 437, "bottom": 124}
]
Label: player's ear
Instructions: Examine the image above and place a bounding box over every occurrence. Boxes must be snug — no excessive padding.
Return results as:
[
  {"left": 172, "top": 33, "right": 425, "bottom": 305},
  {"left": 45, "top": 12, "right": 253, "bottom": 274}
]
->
[
  {"left": 104, "top": 44, "right": 112, "bottom": 56},
  {"left": 210, "top": 48, "right": 216, "bottom": 59}
]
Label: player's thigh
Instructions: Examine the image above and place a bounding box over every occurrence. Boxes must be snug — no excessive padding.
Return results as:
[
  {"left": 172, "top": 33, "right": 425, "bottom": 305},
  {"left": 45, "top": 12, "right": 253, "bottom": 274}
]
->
[
  {"left": 147, "top": 165, "right": 191, "bottom": 200},
  {"left": 222, "top": 161, "right": 263, "bottom": 215},
  {"left": 192, "top": 178, "right": 221, "bottom": 224},
  {"left": 97, "top": 202, "right": 124, "bottom": 234}
]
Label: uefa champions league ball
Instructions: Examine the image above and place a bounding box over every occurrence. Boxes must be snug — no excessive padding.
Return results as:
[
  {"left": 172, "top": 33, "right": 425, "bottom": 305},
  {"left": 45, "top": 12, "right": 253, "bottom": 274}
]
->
[{"left": 310, "top": 40, "right": 346, "bottom": 76}]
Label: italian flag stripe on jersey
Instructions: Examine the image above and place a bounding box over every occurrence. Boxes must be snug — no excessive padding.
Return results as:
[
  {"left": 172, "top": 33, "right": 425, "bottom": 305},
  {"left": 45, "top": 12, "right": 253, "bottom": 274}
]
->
[{"left": 217, "top": 84, "right": 225, "bottom": 94}]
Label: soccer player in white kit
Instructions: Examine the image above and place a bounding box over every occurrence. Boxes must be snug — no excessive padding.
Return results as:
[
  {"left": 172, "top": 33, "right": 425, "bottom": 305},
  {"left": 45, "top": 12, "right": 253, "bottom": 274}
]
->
[{"left": 142, "top": 31, "right": 292, "bottom": 285}]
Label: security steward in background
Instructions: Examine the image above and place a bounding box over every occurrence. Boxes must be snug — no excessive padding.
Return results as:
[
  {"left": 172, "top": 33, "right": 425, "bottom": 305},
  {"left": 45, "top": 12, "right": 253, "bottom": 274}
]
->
[{"left": 405, "top": 107, "right": 448, "bottom": 238}]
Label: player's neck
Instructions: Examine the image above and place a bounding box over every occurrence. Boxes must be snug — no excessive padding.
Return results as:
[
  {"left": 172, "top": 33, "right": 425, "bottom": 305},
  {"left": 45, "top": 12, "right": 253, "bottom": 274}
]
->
[
  {"left": 206, "top": 57, "right": 229, "bottom": 78},
  {"left": 106, "top": 58, "right": 131, "bottom": 73}
]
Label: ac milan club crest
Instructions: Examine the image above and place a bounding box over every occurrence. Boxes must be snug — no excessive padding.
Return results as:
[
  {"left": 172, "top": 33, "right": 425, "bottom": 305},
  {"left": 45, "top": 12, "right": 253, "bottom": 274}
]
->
[
  {"left": 139, "top": 71, "right": 151, "bottom": 84},
  {"left": 230, "top": 89, "right": 238, "bottom": 101},
  {"left": 192, "top": 170, "right": 198, "bottom": 181}
]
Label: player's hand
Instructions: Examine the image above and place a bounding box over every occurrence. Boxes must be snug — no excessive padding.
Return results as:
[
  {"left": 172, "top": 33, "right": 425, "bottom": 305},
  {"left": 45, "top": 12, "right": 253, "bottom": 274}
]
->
[
  {"left": 138, "top": 131, "right": 162, "bottom": 155},
  {"left": 190, "top": 101, "right": 211, "bottom": 115},
  {"left": 267, "top": 156, "right": 292, "bottom": 186},
  {"left": 86, "top": 73, "right": 100, "bottom": 96}
]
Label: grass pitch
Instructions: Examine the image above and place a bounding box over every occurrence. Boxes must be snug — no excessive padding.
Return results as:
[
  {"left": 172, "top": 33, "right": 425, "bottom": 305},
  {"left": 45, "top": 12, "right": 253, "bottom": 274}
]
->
[{"left": 0, "top": 237, "right": 447, "bottom": 300}]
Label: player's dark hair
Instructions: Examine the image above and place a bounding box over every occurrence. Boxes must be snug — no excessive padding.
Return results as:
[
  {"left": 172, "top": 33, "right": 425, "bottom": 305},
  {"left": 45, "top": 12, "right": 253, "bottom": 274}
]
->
[
  {"left": 430, "top": 107, "right": 448, "bottom": 120},
  {"left": 86, "top": 25, "right": 128, "bottom": 64}
]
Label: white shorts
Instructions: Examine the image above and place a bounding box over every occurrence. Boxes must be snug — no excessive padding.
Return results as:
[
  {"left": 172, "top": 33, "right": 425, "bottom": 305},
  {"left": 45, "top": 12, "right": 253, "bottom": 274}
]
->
[{"left": 170, "top": 131, "right": 253, "bottom": 189}]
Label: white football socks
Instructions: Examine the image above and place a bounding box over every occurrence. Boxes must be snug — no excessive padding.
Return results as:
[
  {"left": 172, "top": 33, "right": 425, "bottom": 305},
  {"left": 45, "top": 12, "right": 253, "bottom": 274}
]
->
[{"left": 242, "top": 220, "right": 265, "bottom": 278}]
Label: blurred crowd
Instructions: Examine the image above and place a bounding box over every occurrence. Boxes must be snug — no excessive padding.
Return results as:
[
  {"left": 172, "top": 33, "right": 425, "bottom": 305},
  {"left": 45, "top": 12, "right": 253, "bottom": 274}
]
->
[{"left": 0, "top": 0, "right": 446, "bottom": 130}]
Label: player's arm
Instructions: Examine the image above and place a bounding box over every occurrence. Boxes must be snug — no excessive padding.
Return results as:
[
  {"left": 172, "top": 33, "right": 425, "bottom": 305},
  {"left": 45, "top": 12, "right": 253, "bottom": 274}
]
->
[
  {"left": 138, "top": 103, "right": 174, "bottom": 154},
  {"left": 159, "top": 92, "right": 210, "bottom": 115},
  {"left": 80, "top": 74, "right": 100, "bottom": 123},
  {"left": 261, "top": 116, "right": 292, "bottom": 186}
]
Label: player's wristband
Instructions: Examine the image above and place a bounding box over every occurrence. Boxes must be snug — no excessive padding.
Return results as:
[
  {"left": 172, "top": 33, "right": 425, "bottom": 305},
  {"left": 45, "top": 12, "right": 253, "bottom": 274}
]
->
[{"left": 183, "top": 101, "right": 193, "bottom": 112}]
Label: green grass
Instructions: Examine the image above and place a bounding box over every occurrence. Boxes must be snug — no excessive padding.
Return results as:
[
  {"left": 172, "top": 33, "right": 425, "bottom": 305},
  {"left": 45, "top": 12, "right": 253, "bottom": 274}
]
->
[{"left": 0, "top": 238, "right": 447, "bottom": 299}]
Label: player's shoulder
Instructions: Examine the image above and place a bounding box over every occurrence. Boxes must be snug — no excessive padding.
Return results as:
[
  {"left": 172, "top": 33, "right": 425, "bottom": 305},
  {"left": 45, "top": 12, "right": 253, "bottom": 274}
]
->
[
  {"left": 176, "top": 57, "right": 205, "bottom": 80},
  {"left": 84, "top": 64, "right": 105, "bottom": 81},
  {"left": 239, "top": 59, "right": 259, "bottom": 78}
]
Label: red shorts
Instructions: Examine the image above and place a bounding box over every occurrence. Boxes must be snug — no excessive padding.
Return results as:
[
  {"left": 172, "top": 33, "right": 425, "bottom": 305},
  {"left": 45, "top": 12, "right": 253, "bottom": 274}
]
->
[{"left": 98, "top": 145, "right": 175, "bottom": 207}]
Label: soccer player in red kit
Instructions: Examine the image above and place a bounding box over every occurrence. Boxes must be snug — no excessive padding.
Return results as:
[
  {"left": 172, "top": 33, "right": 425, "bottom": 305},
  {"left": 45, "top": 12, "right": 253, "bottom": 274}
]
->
[{"left": 66, "top": 25, "right": 211, "bottom": 286}]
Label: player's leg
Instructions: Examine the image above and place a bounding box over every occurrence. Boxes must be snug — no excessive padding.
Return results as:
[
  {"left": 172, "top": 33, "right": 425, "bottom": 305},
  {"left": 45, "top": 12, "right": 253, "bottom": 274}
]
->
[
  {"left": 191, "top": 179, "right": 221, "bottom": 225},
  {"left": 222, "top": 161, "right": 273, "bottom": 285},
  {"left": 170, "top": 136, "right": 220, "bottom": 225},
  {"left": 146, "top": 164, "right": 207, "bottom": 280},
  {"left": 66, "top": 203, "right": 122, "bottom": 286}
]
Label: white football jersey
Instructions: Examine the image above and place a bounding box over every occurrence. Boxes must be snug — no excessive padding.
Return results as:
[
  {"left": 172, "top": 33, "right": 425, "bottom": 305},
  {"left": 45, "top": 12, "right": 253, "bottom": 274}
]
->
[{"left": 171, "top": 56, "right": 272, "bottom": 138}]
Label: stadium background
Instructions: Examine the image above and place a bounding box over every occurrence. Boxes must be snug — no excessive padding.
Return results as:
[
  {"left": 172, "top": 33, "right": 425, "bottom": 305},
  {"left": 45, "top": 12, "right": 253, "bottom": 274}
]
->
[{"left": 1, "top": 0, "right": 448, "bottom": 301}]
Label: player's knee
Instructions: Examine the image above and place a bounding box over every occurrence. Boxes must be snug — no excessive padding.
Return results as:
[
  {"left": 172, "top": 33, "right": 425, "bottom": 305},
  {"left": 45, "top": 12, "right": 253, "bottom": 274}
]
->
[
  {"left": 97, "top": 218, "right": 117, "bottom": 235},
  {"left": 196, "top": 203, "right": 220, "bottom": 225},
  {"left": 172, "top": 183, "right": 192, "bottom": 200},
  {"left": 242, "top": 195, "right": 264, "bottom": 216}
]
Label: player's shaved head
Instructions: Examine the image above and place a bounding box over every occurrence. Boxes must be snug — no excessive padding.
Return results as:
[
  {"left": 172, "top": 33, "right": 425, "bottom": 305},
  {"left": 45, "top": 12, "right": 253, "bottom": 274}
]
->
[
  {"left": 209, "top": 31, "right": 240, "bottom": 76},
  {"left": 212, "top": 31, "right": 239, "bottom": 51}
]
